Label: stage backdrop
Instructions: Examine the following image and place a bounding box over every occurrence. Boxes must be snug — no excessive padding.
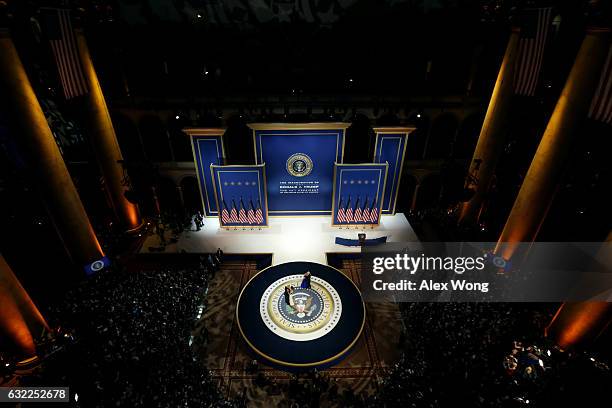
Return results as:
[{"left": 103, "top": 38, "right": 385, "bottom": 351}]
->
[
  {"left": 332, "top": 163, "right": 388, "bottom": 227},
  {"left": 211, "top": 164, "right": 268, "bottom": 228},
  {"left": 185, "top": 128, "right": 226, "bottom": 217},
  {"left": 372, "top": 127, "right": 414, "bottom": 215},
  {"left": 250, "top": 123, "right": 348, "bottom": 216}
]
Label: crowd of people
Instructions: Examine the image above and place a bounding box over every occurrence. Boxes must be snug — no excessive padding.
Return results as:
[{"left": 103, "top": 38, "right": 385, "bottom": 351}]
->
[
  {"left": 4, "top": 248, "right": 609, "bottom": 407},
  {"left": 20, "top": 252, "right": 231, "bottom": 408},
  {"left": 368, "top": 302, "right": 611, "bottom": 407}
]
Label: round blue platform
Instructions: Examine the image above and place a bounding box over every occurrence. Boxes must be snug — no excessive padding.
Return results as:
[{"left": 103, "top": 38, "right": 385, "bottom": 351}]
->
[{"left": 236, "top": 261, "right": 365, "bottom": 370}]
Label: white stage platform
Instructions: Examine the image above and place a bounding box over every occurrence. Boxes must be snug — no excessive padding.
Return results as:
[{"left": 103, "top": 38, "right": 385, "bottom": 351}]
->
[{"left": 141, "top": 213, "right": 419, "bottom": 265}]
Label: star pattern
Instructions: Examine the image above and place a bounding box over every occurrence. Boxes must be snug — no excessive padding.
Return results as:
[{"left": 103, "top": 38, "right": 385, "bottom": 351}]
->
[
  {"left": 343, "top": 179, "right": 376, "bottom": 185},
  {"left": 223, "top": 180, "right": 258, "bottom": 186}
]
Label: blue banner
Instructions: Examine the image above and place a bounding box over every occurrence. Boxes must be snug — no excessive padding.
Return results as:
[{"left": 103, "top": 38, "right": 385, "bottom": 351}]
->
[
  {"left": 251, "top": 124, "right": 348, "bottom": 216},
  {"left": 372, "top": 128, "right": 413, "bottom": 214},
  {"left": 188, "top": 130, "right": 225, "bottom": 216},
  {"left": 211, "top": 164, "right": 268, "bottom": 227},
  {"left": 332, "top": 163, "right": 388, "bottom": 226},
  {"left": 335, "top": 236, "right": 388, "bottom": 246}
]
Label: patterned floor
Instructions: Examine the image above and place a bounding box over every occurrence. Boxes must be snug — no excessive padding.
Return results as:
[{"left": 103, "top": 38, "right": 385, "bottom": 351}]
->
[{"left": 193, "top": 259, "right": 402, "bottom": 407}]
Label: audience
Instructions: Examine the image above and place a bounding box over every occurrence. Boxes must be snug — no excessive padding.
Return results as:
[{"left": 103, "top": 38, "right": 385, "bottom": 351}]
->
[{"left": 24, "top": 253, "right": 232, "bottom": 407}]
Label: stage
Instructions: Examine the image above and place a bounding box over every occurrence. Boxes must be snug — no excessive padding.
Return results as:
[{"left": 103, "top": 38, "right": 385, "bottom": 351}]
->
[
  {"left": 236, "top": 261, "right": 365, "bottom": 370},
  {"left": 140, "top": 213, "right": 418, "bottom": 264}
]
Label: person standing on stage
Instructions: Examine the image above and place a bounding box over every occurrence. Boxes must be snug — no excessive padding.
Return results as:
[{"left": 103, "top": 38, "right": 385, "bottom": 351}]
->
[
  {"left": 300, "top": 271, "right": 311, "bottom": 289},
  {"left": 284, "top": 286, "right": 293, "bottom": 306}
]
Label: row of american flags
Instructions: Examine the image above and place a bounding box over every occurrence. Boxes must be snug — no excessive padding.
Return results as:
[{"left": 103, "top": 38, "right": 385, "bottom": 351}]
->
[
  {"left": 336, "top": 196, "right": 379, "bottom": 224},
  {"left": 220, "top": 198, "right": 264, "bottom": 226}
]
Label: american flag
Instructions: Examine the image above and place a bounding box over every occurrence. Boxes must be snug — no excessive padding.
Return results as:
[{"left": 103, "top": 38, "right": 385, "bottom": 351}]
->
[
  {"left": 369, "top": 199, "right": 379, "bottom": 223},
  {"left": 42, "top": 8, "right": 88, "bottom": 99},
  {"left": 345, "top": 196, "right": 354, "bottom": 223},
  {"left": 588, "top": 45, "right": 612, "bottom": 125},
  {"left": 221, "top": 200, "right": 230, "bottom": 225},
  {"left": 513, "top": 7, "right": 553, "bottom": 96},
  {"left": 230, "top": 200, "right": 239, "bottom": 223},
  {"left": 247, "top": 200, "right": 256, "bottom": 224},
  {"left": 337, "top": 197, "right": 346, "bottom": 223},
  {"left": 353, "top": 197, "right": 362, "bottom": 222},
  {"left": 362, "top": 197, "right": 370, "bottom": 223},
  {"left": 255, "top": 200, "right": 264, "bottom": 224},
  {"left": 238, "top": 199, "right": 248, "bottom": 224}
]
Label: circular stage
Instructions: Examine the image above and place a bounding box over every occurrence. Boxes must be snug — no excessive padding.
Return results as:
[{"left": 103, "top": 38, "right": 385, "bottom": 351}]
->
[{"left": 236, "top": 261, "right": 365, "bottom": 370}]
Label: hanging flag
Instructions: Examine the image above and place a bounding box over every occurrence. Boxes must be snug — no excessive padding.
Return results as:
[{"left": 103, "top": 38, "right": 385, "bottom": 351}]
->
[
  {"left": 337, "top": 197, "right": 346, "bottom": 223},
  {"left": 588, "top": 45, "right": 612, "bottom": 125},
  {"left": 362, "top": 196, "right": 370, "bottom": 223},
  {"left": 513, "top": 7, "right": 553, "bottom": 96},
  {"left": 41, "top": 8, "right": 88, "bottom": 99},
  {"left": 369, "top": 199, "right": 379, "bottom": 223},
  {"left": 238, "top": 198, "right": 248, "bottom": 224},
  {"left": 345, "top": 196, "right": 354, "bottom": 223},
  {"left": 221, "top": 199, "right": 230, "bottom": 224},
  {"left": 230, "top": 199, "right": 239, "bottom": 223},
  {"left": 247, "top": 199, "right": 256, "bottom": 224},
  {"left": 353, "top": 197, "right": 362, "bottom": 222},
  {"left": 255, "top": 200, "right": 264, "bottom": 224}
]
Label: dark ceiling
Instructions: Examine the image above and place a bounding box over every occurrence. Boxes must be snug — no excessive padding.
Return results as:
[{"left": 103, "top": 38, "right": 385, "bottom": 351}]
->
[{"left": 4, "top": 0, "right": 607, "bottom": 101}]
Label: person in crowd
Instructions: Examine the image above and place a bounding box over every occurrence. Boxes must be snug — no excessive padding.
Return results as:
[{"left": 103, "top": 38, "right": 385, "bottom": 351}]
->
[
  {"left": 156, "top": 222, "right": 166, "bottom": 245},
  {"left": 194, "top": 210, "right": 203, "bottom": 231}
]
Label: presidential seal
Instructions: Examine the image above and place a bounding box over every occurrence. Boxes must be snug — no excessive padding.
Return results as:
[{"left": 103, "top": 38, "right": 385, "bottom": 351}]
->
[
  {"left": 260, "top": 274, "right": 342, "bottom": 341},
  {"left": 286, "top": 153, "right": 313, "bottom": 177}
]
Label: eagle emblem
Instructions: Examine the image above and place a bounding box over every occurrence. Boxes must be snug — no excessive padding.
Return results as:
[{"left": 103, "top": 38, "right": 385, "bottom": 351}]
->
[
  {"left": 286, "top": 153, "right": 313, "bottom": 177},
  {"left": 288, "top": 290, "right": 317, "bottom": 318}
]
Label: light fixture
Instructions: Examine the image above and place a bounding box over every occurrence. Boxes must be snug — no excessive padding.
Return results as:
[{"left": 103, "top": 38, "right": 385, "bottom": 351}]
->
[{"left": 175, "top": 115, "right": 180, "bottom": 120}]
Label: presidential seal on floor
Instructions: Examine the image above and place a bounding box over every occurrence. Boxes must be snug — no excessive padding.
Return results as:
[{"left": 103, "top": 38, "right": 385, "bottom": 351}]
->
[
  {"left": 236, "top": 261, "right": 365, "bottom": 370},
  {"left": 260, "top": 274, "right": 342, "bottom": 341}
]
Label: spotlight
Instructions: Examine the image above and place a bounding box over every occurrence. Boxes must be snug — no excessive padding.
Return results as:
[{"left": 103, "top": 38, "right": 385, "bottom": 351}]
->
[
  {"left": 416, "top": 113, "right": 421, "bottom": 118},
  {"left": 175, "top": 115, "right": 180, "bottom": 120},
  {"left": 197, "top": 13, "right": 202, "bottom": 19}
]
